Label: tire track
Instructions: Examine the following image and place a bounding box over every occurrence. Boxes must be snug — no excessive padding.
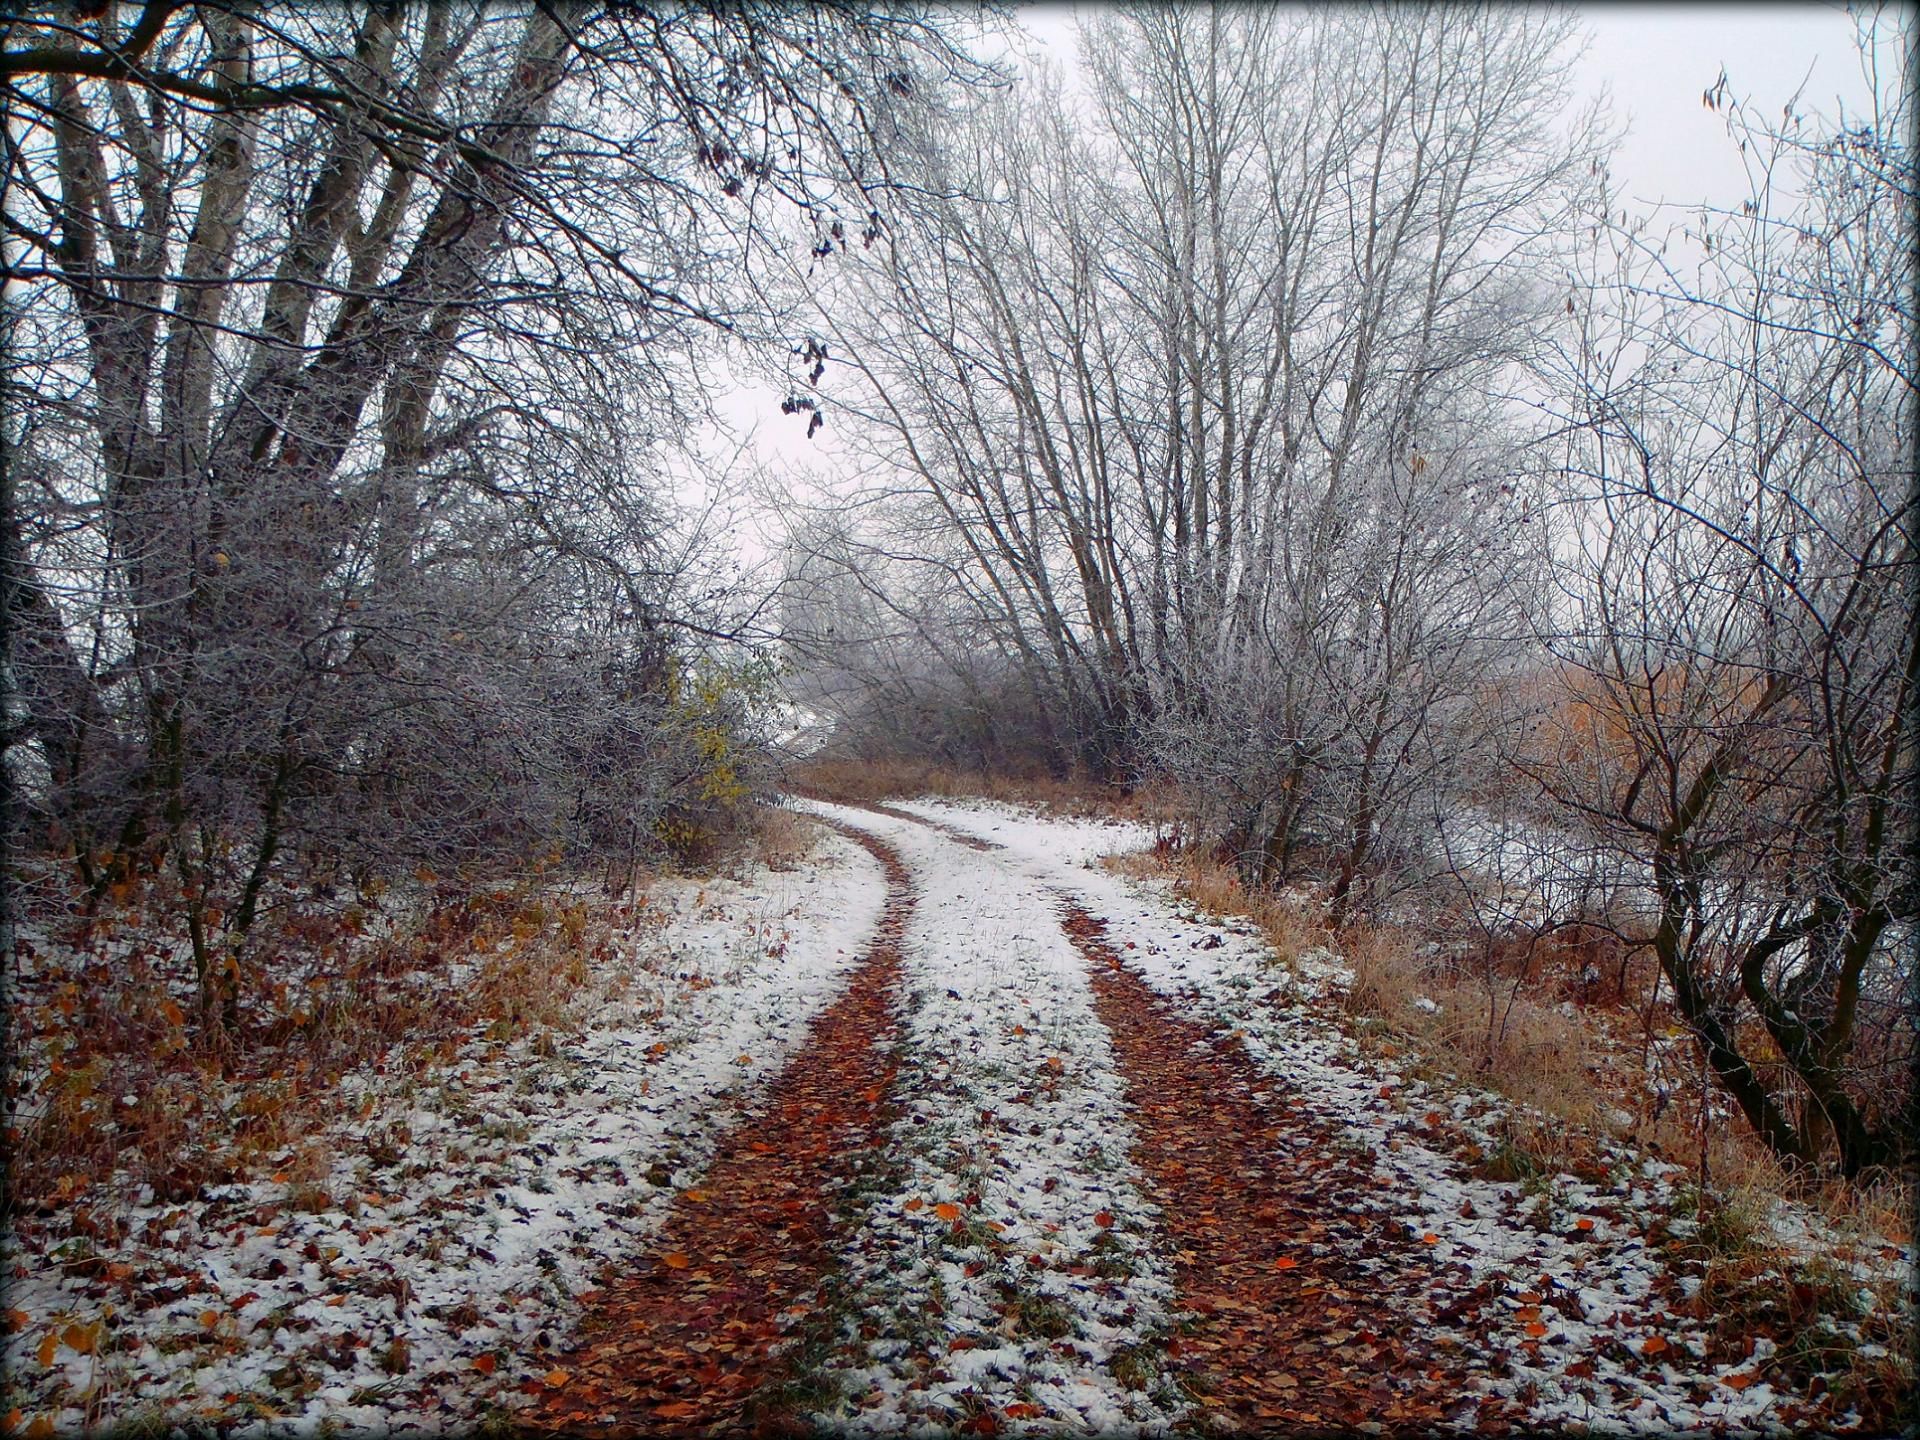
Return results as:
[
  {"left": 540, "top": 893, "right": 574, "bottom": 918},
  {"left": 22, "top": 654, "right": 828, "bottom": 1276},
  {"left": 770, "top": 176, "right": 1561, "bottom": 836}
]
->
[
  {"left": 1060, "top": 902, "right": 1493, "bottom": 1434},
  {"left": 527, "top": 824, "right": 913, "bottom": 1436}
]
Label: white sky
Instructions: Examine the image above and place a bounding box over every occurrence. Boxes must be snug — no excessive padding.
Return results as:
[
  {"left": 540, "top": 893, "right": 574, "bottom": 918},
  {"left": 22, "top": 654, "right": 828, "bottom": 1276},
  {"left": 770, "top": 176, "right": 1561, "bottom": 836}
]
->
[{"left": 706, "top": 3, "right": 1881, "bottom": 515}]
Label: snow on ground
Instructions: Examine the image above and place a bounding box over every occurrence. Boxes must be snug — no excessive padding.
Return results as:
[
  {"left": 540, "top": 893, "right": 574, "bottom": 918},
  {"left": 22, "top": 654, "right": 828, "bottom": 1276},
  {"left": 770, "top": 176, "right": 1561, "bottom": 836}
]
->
[
  {"left": 895, "top": 797, "right": 1912, "bottom": 1436},
  {"left": 797, "top": 802, "right": 1185, "bottom": 1435},
  {"left": 1, "top": 827, "right": 887, "bottom": 1436}
]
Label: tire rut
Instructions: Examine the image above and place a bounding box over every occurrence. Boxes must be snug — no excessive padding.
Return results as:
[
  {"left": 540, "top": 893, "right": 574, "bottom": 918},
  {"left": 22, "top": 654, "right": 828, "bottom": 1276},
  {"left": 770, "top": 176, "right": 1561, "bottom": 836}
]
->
[
  {"left": 1061, "top": 902, "right": 1497, "bottom": 1434},
  {"left": 526, "top": 824, "right": 913, "bottom": 1436}
]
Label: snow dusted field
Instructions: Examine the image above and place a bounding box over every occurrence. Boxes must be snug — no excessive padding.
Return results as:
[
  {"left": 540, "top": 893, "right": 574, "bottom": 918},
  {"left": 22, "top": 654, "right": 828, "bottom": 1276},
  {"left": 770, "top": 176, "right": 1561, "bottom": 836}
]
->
[
  {"left": 2, "top": 829, "right": 887, "bottom": 1435},
  {"left": 4, "top": 798, "right": 1908, "bottom": 1436}
]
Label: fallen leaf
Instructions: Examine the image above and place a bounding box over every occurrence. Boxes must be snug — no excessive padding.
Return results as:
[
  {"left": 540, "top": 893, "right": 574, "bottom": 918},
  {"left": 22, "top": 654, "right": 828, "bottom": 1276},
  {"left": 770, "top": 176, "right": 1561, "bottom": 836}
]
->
[
  {"left": 1004, "top": 1402, "right": 1043, "bottom": 1419},
  {"left": 1421, "top": 1232, "right": 1439, "bottom": 1244},
  {"left": 934, "top": 1202, "right": 962, "bottom": 1222},
  {"left": 661, "top": 1252, "right": 691, "bottom": 1270},
  {"left": 4, "top": 1311, "right": 26, "bottom": 1333},
  {"left": 1720, "top": 1371, "right": 1754, "bottom": 1391},
  {"left": 734, "top": 1053, "right": 753, "bottom": 1065},
  {"left": 543, "top": 1368, "right": 571, "bottom": 1389},
  {"left": 1093, "top": 1211, "right": 1115, "bottom": 1228},
  {"left": 1575, "top": 1217, "right": 1596, "bottom": 1232},
  {"left": 1525, "top": 1321, "right": 1548, "bottom": 1338},
  {"left": 1641, "top": 1335, "right": 1667, "bottom": 1356},
  {"left": 904, "top": 1198, "right": 925, "bottom": 1212},
  {"left": 655, "top": 1401, "right": 700, "bottom": 1420},
  {"left": 198, "top": 1310, "right": 221, "bottom": 1330},
  {"left": 1274, "top": 1257, "right": 1299, "bottom": 1270},
  {"left": 473, "top": 1353, "right": 496, "bottom": 1375},
  {"left": 34, "top": 1334, "right": 55, "bottom": 1369}
]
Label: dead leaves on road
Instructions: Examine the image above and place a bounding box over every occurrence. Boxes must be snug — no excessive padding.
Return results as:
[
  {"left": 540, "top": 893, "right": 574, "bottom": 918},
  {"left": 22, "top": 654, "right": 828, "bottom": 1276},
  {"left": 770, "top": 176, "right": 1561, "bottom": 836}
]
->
[
  {"left": 1064, "top": 904, "right": 1486, "bottom": 1434},
  {"left": 524, "top": 830, "right": 915, "bottom": 1436}
]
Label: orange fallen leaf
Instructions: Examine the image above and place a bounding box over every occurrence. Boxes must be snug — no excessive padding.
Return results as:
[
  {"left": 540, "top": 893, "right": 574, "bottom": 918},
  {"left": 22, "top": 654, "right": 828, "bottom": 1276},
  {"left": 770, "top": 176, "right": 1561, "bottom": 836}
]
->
[
  {"left": 1, "top": 1408, "right": 20, "bottom": 1435},
  {"left": 34, "top": 1334, "right": 56, "bottom": 1369},
  {"left": 199, "top": 1309, "right": 221, "bottom": 1329},
  {"left": 655, "top": 1401, "right": 700, "bottom": 1420},
  {"left": 1641, "top": 1335, "right": 1667, "bottom": 1356},
  {"left": 4, "top": 1310, "right": 27, "bottom": 1333},
  {"left": 1093, "top": 1211, "right": 1115, "bottom": 1228},
  {"left": 734, "top": 1053, "right": 753, "bottom": 1065},
  {"left": 934, "top": 1202, "right": 962, "bottom": 1222},
  {"left": 1525, "top": 1321, "right": 1548, "bottom": 1338},
  {"left": 1720, "top": 1371, "right": 1754, "bottom": 1391},
  {"left": 904, "top": 1198, "right": 925, "bottom": 1212},
  {"left": 1378, "top": 1085, "right": 1394, "bottom": 1098},
  {"left": 1274, "top": 1257, "right": 1299, "bottom": 1270},
  {"left": 681, "top": 1189, "right": 708, "bottom": 1204},
  {"left": 1575, "top": 1217, "right": 1595, "bottom": 1231},
  {"left": 661, "top": 1252, "right": 691, "bottom": 1269},
  {"left": 543, "top": 1368, "right": 571, "bottom": 1389},
  {"left": 1044, "top": 1056, "right": 1064, "bottom": 1073},
  {"left": 1421, "top": 1232, "right": 1439, "bottom": 1244},
  {"left": 25, "top": 1417, "right": 53, "bottom": 1440},
  {"left": 473, "top": 1353, "right": 496, "bottom": 1375},
  {"left": 1004, "top": 1402, "right": 1043, "bottom": 1419}
]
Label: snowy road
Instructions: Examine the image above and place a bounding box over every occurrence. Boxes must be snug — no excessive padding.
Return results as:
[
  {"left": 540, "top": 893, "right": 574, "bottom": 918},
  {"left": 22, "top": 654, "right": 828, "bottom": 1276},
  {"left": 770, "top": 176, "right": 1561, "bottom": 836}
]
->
[{"left": 6, "top": 800, "right": 1904, "bottom": 1436}]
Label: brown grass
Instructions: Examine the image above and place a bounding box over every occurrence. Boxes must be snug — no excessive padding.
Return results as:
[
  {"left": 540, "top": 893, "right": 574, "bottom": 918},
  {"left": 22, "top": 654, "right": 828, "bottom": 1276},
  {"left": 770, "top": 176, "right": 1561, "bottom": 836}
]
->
[
  {"left": 4, "top": 871, "right": 615, "bottom": 1215},
  {"left": 786, "top": 756, "right": 1169, "bottom": 821},
  {"left": 753, "top": 802, "right": 822, "bottom": 872}
]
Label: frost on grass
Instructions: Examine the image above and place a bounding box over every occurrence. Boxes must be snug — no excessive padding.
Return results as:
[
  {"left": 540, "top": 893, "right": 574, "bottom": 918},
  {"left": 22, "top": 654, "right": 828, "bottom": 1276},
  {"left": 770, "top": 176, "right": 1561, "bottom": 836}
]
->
[
  {"left": 794, "top": 802, "right": 1184, "bottom": 1435},
  {"left": 1, "top": 829, "right": 887, "bottom": 1435}
]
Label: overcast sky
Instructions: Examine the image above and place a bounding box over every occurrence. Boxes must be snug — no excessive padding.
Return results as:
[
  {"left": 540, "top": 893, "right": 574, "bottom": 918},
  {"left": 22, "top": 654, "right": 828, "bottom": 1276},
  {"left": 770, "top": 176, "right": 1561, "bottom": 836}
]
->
[{"left": 708, "top": 3, "right": 1881, "bottom": 513}]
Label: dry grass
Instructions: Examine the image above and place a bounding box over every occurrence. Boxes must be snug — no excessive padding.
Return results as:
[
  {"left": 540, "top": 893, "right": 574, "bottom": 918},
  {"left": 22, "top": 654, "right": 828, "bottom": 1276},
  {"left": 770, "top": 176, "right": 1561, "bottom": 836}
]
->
[
  {"left": 787, "top": 756, "right": 1166, "bottom": 821},
  {"left": 5, "top": 871, "right": 614, "bottom": 1215},
  {"left": 754, "top": 802, "right": 823, "bottom": 872},
  {"left": 1340, "top": 921, "right": 1609, "bottom": 1134}
]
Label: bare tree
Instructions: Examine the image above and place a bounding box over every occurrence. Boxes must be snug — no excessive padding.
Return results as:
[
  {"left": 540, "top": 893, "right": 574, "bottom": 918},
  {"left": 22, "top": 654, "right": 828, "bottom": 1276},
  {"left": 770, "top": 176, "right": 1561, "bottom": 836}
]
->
[
  {"left": 788, "top": 7, "right": 1596, "bottom": 904},
  {"left": 3, "top": 2, "right": 992, "bottom": 1037},
  {"left": 1528, "top": 14, "right": 1915, "bottom": 1173}
]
